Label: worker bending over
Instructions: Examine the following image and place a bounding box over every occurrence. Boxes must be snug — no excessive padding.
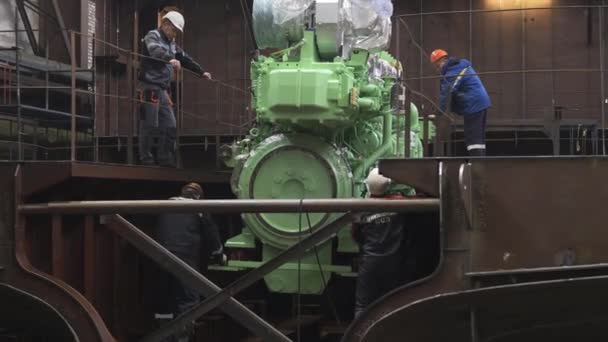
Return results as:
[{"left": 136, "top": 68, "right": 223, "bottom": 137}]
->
[
  {"left": 431, "top": 49, "right": 491, "bottom": 156},
  {"left": 353, "top": 168, "right": 406, "bottom": 318},
  {"left": 138, "top": 11, "right": 212, "bottom": 167},
  {"left": 154, "top": 182, "right": 226, "bottom": 341}
]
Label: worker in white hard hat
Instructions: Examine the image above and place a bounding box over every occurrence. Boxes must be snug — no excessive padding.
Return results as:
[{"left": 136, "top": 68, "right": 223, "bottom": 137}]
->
[
  {"left": 352, "top": 168, "right": 407, "bottom": 319},
  {"left": 138, "top": 9, "right": 212, "bottom": 167}
]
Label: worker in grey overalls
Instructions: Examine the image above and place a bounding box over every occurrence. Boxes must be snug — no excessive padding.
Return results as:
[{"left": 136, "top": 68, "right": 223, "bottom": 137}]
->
[{"left": 138, "top": 11, "right": 211, "bottom": 166}]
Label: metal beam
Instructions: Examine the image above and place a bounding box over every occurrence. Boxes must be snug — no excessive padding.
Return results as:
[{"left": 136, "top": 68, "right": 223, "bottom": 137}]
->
[
  {"left": 83, "top": 215, "right": 95, "bottom": 301},
  {"left": 70, "top": 30, "right": 76, "bottom": 161},
  {"left": 19, "top": 198, "right": 441, "bottom": 215},
  {"left": 141, "top": 213, "right": 353, "bottom": 342},
  {"left": 15, "top": 7, "right": 22, "bottom": 161},
  {"left": 103, "top": 214, "right": 290, "bottom": 342},
  {"left": 239, "top": 0, "right": 258, "bottom": 50},
  {"left": 23, "top": 0, "right": 60, "bottom": 26},
  {"left": 15, "top": 0, "right": 39, "bottom": 55},
  {"left": 80, "top": 0, "right": 89, "bottom": 68},
  {"left": 51, "top": 0, "right": 71, "bottom": 59},
  {"left": 51, "top": 215, "right": 64, "bottom": 278}
]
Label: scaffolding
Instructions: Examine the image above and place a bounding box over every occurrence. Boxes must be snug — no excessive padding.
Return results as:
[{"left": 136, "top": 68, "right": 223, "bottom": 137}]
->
[{"left": 0, "top": 2, "right": 252, "bottom": 165}]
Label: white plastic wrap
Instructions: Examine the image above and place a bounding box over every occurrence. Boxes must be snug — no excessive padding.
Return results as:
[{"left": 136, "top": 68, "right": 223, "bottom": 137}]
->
[
  {"left": 252, "top": 0, "right": 313, "bottom": 49},
  {"left": 341, "top": 0, "right": 393, "bottom": 58},
  {"left": 367, "top": 53, "right": 399, "bottom": 81},
  {"left": 273, "top": 0, "right": 314, "bottom": 25},
  {"left": 252, "top": 0, "right": 393, "bottom": 57}
]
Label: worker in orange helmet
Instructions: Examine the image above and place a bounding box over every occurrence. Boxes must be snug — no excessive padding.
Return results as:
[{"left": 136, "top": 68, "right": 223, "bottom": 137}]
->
[{"left": 430, "top": 49, "right": 491, "bottom": 156}]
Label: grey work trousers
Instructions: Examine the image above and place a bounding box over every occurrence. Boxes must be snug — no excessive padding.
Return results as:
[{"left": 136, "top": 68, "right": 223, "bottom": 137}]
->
[{"left": 138, "top": 85, "right": 176, "bottom": 166}]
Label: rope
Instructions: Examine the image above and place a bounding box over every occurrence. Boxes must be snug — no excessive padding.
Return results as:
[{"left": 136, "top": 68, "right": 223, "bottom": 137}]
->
[{"left": 398, "top": 17, "right": 457, "bottom": 121}]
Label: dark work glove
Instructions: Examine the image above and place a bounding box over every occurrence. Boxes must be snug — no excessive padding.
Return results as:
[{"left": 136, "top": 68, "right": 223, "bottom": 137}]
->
[{"left": 209, "top": 253, "right": 228, "bottom": 266}]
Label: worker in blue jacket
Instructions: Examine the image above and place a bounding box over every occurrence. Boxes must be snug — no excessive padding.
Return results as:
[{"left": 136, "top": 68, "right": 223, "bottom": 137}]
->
[{"left": 431, "top": 49, "right": 491, "bottom": 156}]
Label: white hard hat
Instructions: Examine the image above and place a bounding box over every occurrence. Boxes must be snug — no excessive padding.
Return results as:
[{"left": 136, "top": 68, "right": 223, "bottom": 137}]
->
[
  {"left": 162, "top": 11, "right": 185, "bottom": 32},
  {"left": 365, "top": 168, "right": 391, "bottom": 196}
]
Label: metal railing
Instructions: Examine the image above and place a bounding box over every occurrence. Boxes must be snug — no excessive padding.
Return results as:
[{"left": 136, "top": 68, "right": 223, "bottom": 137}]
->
[
  {"left": 3, "top": 5, "right": 608, "bottom": 163},
  {"left": 394, "top": 4, "right": 608, "bottom": 156},
  {"left": 0, "top": 19, "right": 251, "bottom": 164}
]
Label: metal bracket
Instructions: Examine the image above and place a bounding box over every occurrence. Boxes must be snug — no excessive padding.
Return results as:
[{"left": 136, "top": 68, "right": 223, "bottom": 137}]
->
[
  {"left": 103, "top": 214, "right": 290, "bottom": 342},
  {"left": 15, "top": 0, "right": 40, "bottom": 56},
  {"left": 459, "top": 162, "right": 474, "bottom": 230}
]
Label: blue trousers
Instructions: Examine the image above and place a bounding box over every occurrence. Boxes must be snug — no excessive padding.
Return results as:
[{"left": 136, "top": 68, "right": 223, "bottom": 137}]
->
[{"left": 463, "top": 109, "right": 487, "bottom": 156}]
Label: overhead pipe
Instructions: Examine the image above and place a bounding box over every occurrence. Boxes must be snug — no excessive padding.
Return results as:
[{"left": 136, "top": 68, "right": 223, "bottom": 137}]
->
[{"left": 19, "top": 198, "right": 440, "bottom": 215}]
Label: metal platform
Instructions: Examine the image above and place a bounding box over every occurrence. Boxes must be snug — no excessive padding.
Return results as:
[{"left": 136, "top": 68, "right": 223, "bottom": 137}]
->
[
  {"left": 449, "top": 118, "right": 600, "bottom": 155},
  {"left": 18, "top": 161, "right": 231, "bottom": 196}
]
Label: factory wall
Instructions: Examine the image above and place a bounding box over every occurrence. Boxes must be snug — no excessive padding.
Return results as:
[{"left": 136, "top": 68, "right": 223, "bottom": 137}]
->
[
  {"left": 394, "top": 0, "right": 605, "bottom": 122},
  {"left": 91, "top": 0, "right": 608, "bottom": 137}
]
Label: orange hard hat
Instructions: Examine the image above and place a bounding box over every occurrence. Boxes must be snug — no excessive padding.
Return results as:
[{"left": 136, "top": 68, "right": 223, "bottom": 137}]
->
[{"left": 430, "top": 49, "right": 448, "bottom": 64}]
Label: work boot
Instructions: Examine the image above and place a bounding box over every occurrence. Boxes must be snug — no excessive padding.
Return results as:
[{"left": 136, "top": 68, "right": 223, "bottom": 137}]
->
[
  {"left": 140, "top": 158, "right": 157, "bottom": 166},
  {"left": 158, "top": 158, "right": 176, "bottom": 168}
]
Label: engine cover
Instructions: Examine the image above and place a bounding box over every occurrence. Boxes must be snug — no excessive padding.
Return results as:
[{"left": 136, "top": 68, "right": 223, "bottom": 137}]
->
[{"left": 234, "top": 133, "right": 353, "bottom": 249}]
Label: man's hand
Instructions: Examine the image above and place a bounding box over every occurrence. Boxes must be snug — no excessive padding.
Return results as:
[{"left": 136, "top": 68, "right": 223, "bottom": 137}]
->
[
  {"left": 169, "top": 59, "right": 181, "bottom": 70},
  {"left": 202, "top": 71, "right": 212, "bottom": 80}
]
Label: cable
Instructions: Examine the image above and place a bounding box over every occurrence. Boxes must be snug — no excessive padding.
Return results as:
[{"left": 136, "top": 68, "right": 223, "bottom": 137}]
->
[
  {"left": 297, "top": 199, "right": 303, "bottom": 342},
  {"left": 295, "top": 200, "right": 344, "bottom": 340},
  {"left": 403, "top": 68, "right": 604, "bottom": 81},
  {"left": 398, "top": 17, "right": 457, "bottom": 122},
  {"left": 402, "top": 80, "right": 455, "bottom": 122},
  {"left": 396, "top": 5, "right": 608, "bottom": 18},
  {"left": 305, "top": 211, "right": 344, "bottom": 329},
  {"left": 239, "top": 0, "right": 258, "bottom": 50},
  {"left": 71, "top": 30, "right": 250, "bottom": 95}
]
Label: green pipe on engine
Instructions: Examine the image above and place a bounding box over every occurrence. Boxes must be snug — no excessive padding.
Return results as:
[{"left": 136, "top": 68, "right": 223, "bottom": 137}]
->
[
  {"left": 353, "top": 107, "right": 393, "bottom": 180},
  {"left": 357, "top": 97, "right": 377, "bottom": 111},
  {"left": 360, "top": 84, "right": 380, "bottom": 96}
]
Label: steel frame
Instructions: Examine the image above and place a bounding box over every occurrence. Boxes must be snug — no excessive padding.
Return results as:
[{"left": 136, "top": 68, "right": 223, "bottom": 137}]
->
[
  {"left": 344, "top": 156, "right": 608, "bottom": 341},
  {"left": 12, "top": 163, "right": 440, "bottom": 341},
  {"left": 104, "top": 214, "right": 290, "bottom": 342}
]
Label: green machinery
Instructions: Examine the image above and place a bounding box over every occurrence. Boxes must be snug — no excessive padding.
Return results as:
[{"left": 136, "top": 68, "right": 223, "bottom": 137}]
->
[{"left": 218, "top": 0, "right": 434, "bottom": 294}]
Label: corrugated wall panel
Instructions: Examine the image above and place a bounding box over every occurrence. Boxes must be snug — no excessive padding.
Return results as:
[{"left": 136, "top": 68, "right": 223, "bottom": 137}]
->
[{"left": 397, "top": 0, "right": 605, "bottom": 123}]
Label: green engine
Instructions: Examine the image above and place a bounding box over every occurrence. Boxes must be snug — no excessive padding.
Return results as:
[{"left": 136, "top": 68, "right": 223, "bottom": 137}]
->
[{"left": 218, "top": 0, "right": 431, "bottom": 294}]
